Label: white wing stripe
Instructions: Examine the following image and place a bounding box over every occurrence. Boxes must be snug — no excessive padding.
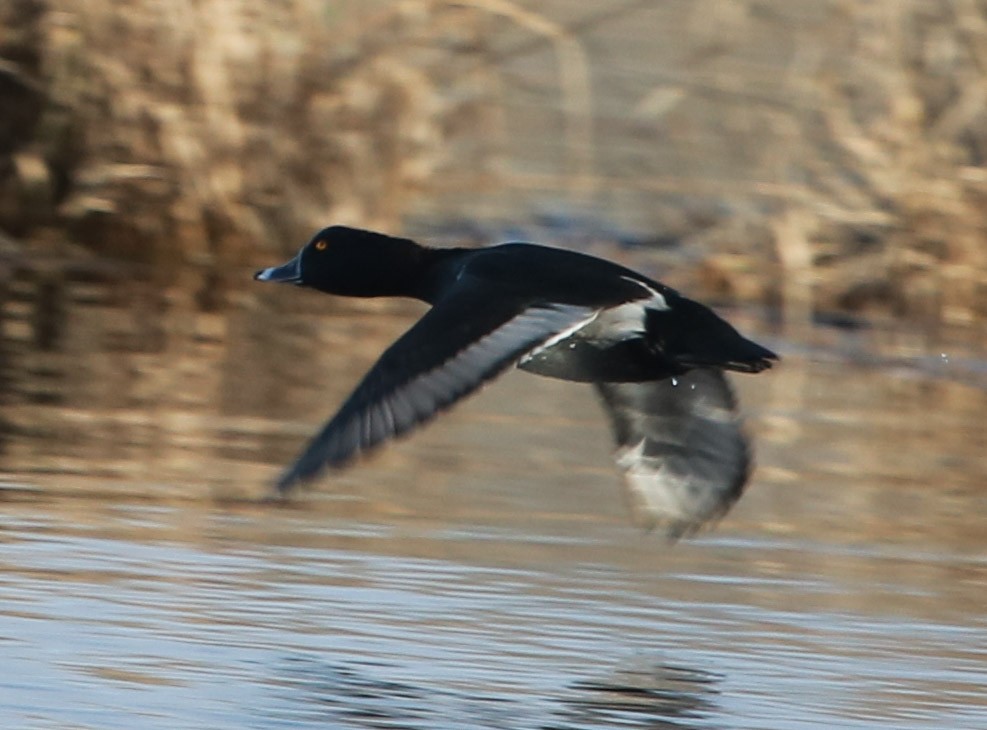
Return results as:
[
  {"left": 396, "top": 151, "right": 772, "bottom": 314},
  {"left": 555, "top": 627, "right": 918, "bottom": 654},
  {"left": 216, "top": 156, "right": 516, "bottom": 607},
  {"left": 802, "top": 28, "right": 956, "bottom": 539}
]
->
[{"left": 351, "top": 304, "right": 594, "bottom": 455}]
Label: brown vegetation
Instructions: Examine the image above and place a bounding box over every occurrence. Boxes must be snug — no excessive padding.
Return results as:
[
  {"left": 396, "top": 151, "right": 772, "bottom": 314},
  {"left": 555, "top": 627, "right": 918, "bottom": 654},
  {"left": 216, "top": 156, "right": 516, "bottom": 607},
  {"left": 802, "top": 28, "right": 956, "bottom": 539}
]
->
[{"left": 0, "top": 0, "right": 985, "bottom": 326}]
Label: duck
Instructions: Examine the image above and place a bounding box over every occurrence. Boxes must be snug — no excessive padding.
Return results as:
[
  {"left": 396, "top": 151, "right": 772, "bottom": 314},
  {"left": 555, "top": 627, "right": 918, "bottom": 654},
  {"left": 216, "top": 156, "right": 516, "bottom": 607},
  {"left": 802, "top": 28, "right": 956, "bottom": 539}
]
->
[{"left": 255, "top": 225, "right": 778, "bottom": 538}]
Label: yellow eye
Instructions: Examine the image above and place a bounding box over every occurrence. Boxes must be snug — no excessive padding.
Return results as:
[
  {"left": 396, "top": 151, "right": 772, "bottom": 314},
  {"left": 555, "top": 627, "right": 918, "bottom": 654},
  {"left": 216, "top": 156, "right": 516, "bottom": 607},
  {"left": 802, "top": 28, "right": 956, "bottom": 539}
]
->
[{"left": 314, "top": 240, "right": 328, "bottom": 251}]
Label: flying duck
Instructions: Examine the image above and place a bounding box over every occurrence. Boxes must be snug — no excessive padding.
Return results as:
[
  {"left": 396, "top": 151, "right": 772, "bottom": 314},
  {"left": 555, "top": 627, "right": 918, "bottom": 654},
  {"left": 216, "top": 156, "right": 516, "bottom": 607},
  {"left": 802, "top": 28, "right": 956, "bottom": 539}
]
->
[{"left": 255, "top": 226, "right": 777, "bottom": 537}]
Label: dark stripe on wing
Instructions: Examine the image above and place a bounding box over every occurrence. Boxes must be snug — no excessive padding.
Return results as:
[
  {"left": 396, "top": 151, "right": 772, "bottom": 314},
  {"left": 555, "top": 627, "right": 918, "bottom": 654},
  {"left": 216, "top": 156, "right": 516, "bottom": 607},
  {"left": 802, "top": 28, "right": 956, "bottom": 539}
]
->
[
  {"left": 276, "top": 295, "right": 595, "bottom": 493},
  {"left": 594, "top": 369, "right": 751, "bottom": 539}
]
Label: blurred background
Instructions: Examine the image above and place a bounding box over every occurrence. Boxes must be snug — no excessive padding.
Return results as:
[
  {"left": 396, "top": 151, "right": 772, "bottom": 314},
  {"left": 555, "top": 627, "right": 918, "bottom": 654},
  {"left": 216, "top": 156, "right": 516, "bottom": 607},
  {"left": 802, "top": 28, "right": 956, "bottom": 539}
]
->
[
  {"left": 4, "top": 0, "right": 987, "bottom": 323},
  {"left": 1, "top": 2, "right": 985, "bottom": 729}
]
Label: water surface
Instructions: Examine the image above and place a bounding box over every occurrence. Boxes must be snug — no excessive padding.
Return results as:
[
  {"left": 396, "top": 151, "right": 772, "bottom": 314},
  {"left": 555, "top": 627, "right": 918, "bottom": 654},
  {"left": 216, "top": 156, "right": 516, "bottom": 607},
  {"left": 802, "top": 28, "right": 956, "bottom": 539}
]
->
[{"left": 1, "top": 273, "right": 985, "bottom": 729}]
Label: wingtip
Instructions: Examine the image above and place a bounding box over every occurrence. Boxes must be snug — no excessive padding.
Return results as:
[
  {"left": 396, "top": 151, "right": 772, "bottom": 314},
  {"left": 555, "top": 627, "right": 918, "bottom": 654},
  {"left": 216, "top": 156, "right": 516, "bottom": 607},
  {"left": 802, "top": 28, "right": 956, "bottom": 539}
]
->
[
  {"left": 274, "top": 468, "right": 304, "bottom": 497},
  {"left": 257, "top": 471, "right": 298, "bottom": 504},
  {"left": 640, "top": 517, "right": 688, "bottom": 543},
  {"left": 637, "top": 508, "right": 729, "bottom": 543},
  {"left": 271, "top": 453, "right": 335, "bottom": 498}
]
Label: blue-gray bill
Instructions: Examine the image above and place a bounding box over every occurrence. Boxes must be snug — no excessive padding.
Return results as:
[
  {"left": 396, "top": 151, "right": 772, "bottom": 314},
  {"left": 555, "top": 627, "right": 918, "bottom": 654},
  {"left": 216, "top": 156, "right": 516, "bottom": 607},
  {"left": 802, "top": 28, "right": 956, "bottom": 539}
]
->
[{"left": 254, "top": 252, "right": 302, "bottom": 284}]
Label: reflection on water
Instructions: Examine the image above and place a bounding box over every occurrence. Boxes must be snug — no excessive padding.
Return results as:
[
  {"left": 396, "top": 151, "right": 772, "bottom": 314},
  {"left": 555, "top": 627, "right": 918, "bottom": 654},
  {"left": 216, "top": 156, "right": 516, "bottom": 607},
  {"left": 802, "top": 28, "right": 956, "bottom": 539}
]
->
[
  {"left": 1, "top": 269, "right": 986, "bottom": 729},
  {"left": 275, "top": 657, "right": 720, "bottom": 729},
  {"left": 561, "top": 664, "right": 720, "bottom": 729}
]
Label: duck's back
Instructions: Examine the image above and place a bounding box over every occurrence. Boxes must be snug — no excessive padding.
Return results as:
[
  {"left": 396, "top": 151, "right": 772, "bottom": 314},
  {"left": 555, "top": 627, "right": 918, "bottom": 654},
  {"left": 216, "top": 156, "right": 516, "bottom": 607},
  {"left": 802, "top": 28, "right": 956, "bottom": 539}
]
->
[
  {"left": 452, "top": 243, "right": 670, "bottom": 309},
  {"left": 450, "top": 244, "right": 776, "bottom": 383}
]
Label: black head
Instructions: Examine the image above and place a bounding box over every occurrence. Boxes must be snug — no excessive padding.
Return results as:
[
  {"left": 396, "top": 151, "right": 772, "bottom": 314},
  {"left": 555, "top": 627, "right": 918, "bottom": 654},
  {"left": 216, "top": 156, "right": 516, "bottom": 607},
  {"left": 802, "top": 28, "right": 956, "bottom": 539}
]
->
[{"left": 254, "top": 226, "right": 426, "bottom": 298}]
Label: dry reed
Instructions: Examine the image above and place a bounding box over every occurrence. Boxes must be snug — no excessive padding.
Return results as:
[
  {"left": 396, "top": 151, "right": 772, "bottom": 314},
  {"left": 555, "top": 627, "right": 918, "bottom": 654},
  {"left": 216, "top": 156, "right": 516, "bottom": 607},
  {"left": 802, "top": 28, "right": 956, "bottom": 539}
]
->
[{"left": 0, "top": 0, "right": 984, "bottom": 325}]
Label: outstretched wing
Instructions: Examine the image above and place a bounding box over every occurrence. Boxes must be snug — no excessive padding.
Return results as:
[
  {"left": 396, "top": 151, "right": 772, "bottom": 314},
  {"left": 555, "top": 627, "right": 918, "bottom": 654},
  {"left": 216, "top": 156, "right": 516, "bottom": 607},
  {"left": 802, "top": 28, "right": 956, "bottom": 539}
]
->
[
  {"left": 276, "top": 288, "right": 596, "bottom": 494},
  {"left": 594, "top": 369, "right": 751, "bottom": 539}
]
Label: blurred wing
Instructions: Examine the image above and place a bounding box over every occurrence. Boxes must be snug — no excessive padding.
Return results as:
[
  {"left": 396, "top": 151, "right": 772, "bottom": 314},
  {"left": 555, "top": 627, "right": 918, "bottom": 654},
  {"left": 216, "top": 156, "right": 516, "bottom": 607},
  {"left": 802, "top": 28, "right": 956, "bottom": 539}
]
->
[
  {"left": 276, "top": 291, "right": 596, "bottom": 494},
  {"left": 594, "top": 369, "right": 751, "bottom": 539}
]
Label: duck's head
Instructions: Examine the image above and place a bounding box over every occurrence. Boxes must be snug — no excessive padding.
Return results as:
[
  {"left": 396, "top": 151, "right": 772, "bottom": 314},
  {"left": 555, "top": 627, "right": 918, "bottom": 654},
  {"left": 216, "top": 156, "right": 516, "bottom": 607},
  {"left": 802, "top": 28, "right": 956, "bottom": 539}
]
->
[{"left": 254, "top": 226, "right": 424, "bottom": 297}]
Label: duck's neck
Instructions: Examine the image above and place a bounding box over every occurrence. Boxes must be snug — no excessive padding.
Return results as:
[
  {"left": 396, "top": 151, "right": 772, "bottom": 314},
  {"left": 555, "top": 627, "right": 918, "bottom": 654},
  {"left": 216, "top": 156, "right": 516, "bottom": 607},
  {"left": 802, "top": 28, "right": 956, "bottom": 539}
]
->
[{"left": 412, "top": 246, "right": 470, "bottom": 304}]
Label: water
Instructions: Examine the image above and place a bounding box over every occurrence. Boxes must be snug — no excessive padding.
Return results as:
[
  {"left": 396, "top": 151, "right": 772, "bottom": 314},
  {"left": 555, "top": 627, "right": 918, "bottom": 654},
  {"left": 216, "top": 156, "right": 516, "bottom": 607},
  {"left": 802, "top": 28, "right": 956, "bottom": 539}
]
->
[{"left": 1, "top": 271, "right": 986, "bottom": 729}]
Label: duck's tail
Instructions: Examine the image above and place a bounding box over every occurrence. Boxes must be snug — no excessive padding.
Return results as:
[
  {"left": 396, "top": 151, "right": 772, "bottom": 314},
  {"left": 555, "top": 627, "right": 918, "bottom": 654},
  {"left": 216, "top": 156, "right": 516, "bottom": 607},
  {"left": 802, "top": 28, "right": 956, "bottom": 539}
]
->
[{"left": 647, "top": 297, "right": 778, "bottom": 374}]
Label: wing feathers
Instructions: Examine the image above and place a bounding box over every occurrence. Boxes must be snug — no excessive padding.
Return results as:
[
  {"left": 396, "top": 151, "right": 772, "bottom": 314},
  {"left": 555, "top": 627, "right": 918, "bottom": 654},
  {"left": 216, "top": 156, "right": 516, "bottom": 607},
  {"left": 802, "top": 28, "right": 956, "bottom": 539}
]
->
[
  {"left": 595, "top": 369, "right": 751, "bottom": 539},
  {"left": 276, "top": 299, "right": 595, "bottom": 493}
]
